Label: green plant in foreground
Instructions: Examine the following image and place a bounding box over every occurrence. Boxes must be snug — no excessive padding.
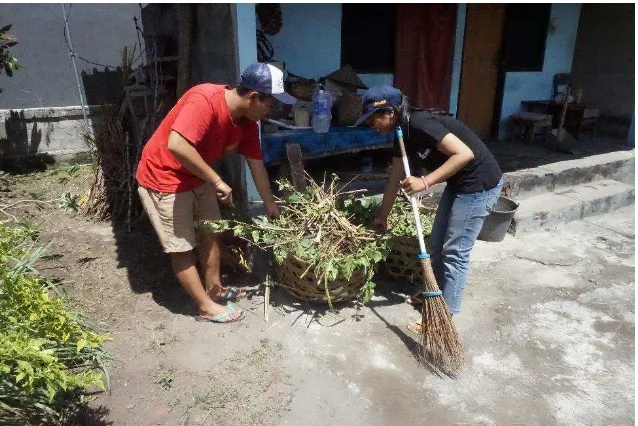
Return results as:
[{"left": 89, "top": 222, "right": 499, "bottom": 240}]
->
[
  {"left": 0, "top": 22, "right": 18, "bottom": 79},
  {"left": 0, "top": 223, "right": 110, "bottom": 424},
  {"left": 337, "top": 193, "right": 435, "bottom": 240}
]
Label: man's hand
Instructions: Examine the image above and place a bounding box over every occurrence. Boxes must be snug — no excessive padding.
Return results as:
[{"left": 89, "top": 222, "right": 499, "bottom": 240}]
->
[
  {"left": 401, "top": 176, "right": 427, "bottom": 197},
  {"left": 372, "top": 216, "right": 389, "bottom": 233},
  {"left": 214, "top": 180, "right": 233, "bottom": 206},
  {"left": 265, "top": 202, "right": 280, "bottom": 220}
]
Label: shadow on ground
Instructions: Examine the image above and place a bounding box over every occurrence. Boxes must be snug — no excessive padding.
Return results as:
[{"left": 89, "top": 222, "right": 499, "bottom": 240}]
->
[{"left": 111, "top": 218, "right": 194, "bottom": 317}]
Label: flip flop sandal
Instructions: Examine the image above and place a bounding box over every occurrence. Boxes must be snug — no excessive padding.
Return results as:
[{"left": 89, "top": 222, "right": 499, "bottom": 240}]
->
[
  {"left": 211, "top": 286, "right": 244, "bottom": 303},
  {"left": 196, "top": 304, "right": 246, "bottom": 324}
]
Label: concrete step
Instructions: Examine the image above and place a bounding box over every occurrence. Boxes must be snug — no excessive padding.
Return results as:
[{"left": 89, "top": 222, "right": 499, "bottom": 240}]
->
[
  {"left": 504, "top": 150, "right": 634, "bottom": 199},
  {"left": 512, "top": 179, "right": 635, "bottom": 235}
]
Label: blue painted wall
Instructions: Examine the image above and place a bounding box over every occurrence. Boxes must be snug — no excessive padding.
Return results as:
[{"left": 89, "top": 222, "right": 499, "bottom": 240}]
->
[
  {"left": 236, "top": 4, "right": 258, "bottom": 73},
  {"left": 268, "top": 4, "right": 467, "bottom": 108},
  {"left": 498, "top": 4, "right": 582, "bottom": 139},
  {"left": 270, "top": 4, "right": 342, "bottom": 78},
  {"left": 358, "top": 73, "right": 394, "bottom": 90},
  {"left": 269, "top": 4, "right": 397, "bottom": 91},
  {"left": 235, "top": 4, "right": 261, "bottom": 204}
]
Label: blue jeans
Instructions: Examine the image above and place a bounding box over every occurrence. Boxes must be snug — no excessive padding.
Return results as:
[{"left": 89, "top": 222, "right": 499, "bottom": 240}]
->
[{"left": 429, "top": 179, "right": 503, "bottom": 314}]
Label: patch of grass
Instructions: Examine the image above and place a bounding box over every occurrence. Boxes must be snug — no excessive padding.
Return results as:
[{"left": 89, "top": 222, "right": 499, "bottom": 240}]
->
[
  {"left": 47, "top": 163, "right": 87, "bottom": 180},
  {"left": 27, "top": 190, "right": 46, "bottom": 201},
  {"left": 156, "top": 370, "right": 174, "bottom": 390},
  {"left": 178, "top": 339, "right": 286, "bottom": 424},
  {"left": 59, "top": 192, "right": 80, "bottom": 212},
  {"left": 230, "top": 338, "right": 270, "bottom": 365}
]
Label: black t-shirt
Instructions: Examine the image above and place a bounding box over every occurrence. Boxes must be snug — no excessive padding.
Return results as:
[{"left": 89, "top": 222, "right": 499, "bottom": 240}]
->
[{"left": 392, "top": 112, "right": 502, "bottom": 193}]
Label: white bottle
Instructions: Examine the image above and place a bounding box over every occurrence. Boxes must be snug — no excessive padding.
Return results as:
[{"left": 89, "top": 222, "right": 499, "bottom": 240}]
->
[{"left": 312, "top": 88, "right": 332, "bottom": 133}]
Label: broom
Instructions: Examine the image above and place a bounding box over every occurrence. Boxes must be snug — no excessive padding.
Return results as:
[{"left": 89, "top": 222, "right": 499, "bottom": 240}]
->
[{"left": 395, "top": 126, "right": 465, "bottom": 375}]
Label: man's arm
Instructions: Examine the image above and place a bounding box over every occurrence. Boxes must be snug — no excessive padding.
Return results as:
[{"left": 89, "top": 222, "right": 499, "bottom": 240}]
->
[
  {"left": 167, "top": 130, "right": 232, "bottom": 204},
  {"left": 246, "top": 157, "right": 279, "bottom": 218}
]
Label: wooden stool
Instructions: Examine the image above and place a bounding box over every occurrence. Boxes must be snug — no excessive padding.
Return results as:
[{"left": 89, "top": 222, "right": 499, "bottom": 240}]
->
[{"left": 509, "top": 112, "right": 553, "bottom": 143}]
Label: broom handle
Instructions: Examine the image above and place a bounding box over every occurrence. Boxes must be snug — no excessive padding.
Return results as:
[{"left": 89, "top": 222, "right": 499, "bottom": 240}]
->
[
  {"left": 396, "top": 127, "right": 428, "bottom": 256},
  {"left": 557, "top": 85, "right": 571, "bottom": 135}
]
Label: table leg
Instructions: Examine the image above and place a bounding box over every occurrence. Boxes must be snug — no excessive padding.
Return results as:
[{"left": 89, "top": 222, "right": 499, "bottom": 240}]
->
[
  {"left": 524, "top": 124, "right": 535, "bottom": 143},
  {"left": 285, "top": 143, "right": 306, "bottom": 192}
]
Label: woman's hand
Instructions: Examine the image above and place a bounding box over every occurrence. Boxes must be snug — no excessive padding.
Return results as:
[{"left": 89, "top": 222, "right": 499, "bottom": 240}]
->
[
  {"left": 372, "top": 216, "right": 389, "bottom": 232},
  {"left": 401, "top": 176, "right": 427, "bottom": 197}
]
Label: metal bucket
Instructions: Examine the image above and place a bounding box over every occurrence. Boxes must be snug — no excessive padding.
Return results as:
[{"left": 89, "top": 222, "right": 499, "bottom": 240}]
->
[{"left": 477, "top": 196, "right": 519, "bottom": 242}]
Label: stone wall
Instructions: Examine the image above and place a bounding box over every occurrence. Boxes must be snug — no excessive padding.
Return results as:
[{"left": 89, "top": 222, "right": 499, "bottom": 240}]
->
[{"left": 0, "top": 106, "right": 99, "bottom": 170}]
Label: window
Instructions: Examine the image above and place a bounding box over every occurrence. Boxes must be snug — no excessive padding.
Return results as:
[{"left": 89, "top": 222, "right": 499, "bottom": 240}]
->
[
  {"left": 341, "top": 4, "right": 396, "bottom": 73},
  {"left": 503, "top": 4, "right": 551, "bottom": 72}
]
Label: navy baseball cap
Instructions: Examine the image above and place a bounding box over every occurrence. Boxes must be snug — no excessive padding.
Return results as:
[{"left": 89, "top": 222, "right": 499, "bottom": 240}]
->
[
  {"left": 239, "top": 63, "right": 297, "bottom": 105},
  {"left": 354, "top": 85, "right": 403, "bottom": 126}
]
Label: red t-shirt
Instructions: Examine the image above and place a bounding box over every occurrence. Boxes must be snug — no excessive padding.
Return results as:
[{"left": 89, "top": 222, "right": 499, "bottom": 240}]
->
[{"left": 136, "top": 84, "right": 263, "bottom": 193}]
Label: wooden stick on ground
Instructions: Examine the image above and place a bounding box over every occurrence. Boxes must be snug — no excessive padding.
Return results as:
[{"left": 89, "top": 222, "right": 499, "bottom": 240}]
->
[{"left": 264, "top": 259, "right": 271, "bottom": 322}]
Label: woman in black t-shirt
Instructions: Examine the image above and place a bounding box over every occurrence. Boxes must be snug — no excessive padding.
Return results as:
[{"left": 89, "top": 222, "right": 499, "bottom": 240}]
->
[{"left": 355, "top": 86, "right": 503, "bottom": 328}]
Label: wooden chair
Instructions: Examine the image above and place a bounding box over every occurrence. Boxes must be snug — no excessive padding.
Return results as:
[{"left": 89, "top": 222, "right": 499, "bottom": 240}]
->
[{"left": 509, "top": 112, "right": 554, "bottom": 143}]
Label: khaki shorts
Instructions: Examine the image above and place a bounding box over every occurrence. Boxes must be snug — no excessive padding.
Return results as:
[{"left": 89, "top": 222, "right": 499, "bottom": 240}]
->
[{"left": 138, "top": 183, "right": 221, "bottom": 253}]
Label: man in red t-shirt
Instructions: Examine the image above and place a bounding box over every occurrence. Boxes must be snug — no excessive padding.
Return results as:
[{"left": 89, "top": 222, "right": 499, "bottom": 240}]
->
[{"left": 136, "top": 63, "right": 296, "bottom": 323}]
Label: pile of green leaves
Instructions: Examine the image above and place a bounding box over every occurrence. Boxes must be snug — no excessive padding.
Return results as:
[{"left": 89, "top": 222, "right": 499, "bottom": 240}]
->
[
  {"left": 387, "top": 199, "right": 435, "bottom": 238},
  {"left": 202, "top": 177, "right": 394, "bottom": 305},
  {"left": 339, "top": 194, "right": 435, "bottom": 239},
  {"left": 0, "top": 223, "right": 110, "bottom": 424}
]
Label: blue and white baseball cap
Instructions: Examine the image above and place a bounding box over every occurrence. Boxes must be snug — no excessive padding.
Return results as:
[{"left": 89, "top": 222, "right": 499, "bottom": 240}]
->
[{"left": 239, "top": 63, "right": 297, "bottom": 105}]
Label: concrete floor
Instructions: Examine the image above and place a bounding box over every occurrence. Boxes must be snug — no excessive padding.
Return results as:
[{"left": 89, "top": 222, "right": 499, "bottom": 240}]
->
[
  {"left": 70, "top": 200, "right": 633, "bottom": 426},
  {"left": 260, "top": 205, "right": 635, "bottom": 426}
]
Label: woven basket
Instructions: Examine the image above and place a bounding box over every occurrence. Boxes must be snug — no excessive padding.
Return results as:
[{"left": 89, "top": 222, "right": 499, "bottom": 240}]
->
[
  {"left": 382, "top": 205, "right": 437, "bottom": 283},
  {"left": 336, "top": 92, "right": 363, "bottom": 126},
  {"left": 275, "top": 255, "right": 367, "bottom": 303},
  {"left": 382, "top": 236, "right": 433, "bottom": 284}
]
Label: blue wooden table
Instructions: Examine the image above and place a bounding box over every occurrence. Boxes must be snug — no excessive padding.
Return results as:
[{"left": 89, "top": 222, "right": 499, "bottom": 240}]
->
[{"left": 261, "top": 126, "right": 395, "bottom": 165}]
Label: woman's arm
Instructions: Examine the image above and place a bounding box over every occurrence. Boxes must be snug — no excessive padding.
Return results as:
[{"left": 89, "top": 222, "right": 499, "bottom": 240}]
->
[
  {"left": 374, "top": 157, "right": 404, "bottom": 230},
  {"left": 401, "top": 133, "right": 474, "bottom": 195}
]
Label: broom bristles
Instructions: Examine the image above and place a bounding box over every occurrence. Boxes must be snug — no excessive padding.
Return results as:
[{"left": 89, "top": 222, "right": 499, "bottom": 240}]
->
[{"left": 418, "top": 258, "right": 465, "bottom": 376}]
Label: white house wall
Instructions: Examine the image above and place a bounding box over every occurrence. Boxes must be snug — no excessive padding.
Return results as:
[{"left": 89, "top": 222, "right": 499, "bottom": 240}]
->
[{"left": 497, "top": 4, "right": 582, "bottom": 139}]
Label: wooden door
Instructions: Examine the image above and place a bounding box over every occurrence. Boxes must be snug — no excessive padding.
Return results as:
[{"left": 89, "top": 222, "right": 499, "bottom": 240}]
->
[{"left": 457, "top": 4, "right": 506, "bottom": 139}]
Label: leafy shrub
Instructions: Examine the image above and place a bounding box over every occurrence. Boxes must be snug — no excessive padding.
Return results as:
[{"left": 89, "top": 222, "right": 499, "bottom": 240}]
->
[{"left": 0, "top": 223, "right": 109, "bottom": 424}]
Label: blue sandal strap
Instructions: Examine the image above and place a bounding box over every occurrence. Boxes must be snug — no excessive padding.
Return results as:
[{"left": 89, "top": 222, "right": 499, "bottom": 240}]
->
[{"left": 199, "top": 304, "right": 244, "bottom": 323}]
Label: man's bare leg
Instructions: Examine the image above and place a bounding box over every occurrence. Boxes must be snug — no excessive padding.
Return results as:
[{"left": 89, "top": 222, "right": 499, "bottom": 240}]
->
[
  {"left": 170, "top": 250, "right": 241, "bottom": 319},
  {"left": 198, "top": 232, "right": 244, "bottom": 301}
]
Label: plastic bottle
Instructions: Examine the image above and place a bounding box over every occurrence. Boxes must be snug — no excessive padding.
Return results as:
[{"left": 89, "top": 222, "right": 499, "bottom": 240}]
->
[{"left": 312, "top": 87, "right": 332, "bottom": 133}]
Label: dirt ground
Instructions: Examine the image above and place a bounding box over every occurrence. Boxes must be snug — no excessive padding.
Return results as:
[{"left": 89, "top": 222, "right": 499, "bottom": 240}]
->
[{"left": 4, "top": 164, "right": 635, "bottom": 426}]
